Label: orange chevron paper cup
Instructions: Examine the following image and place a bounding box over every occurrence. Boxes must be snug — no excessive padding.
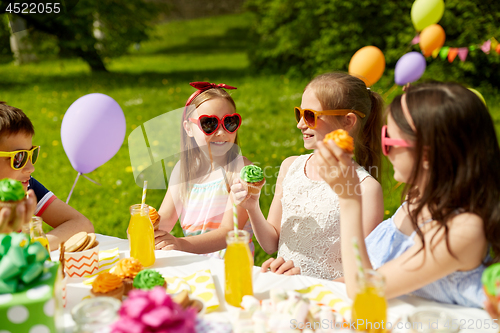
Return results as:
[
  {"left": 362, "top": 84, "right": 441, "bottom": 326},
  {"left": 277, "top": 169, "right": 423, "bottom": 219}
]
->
[{"left": 64, "top": 244, "right": 99, "bottom": 278}]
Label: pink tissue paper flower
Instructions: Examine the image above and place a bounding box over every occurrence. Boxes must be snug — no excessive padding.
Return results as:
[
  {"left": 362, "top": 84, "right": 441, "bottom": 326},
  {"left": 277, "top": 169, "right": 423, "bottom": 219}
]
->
[{"left": 111, "top": 286, "right": 197, "bottom": 333}]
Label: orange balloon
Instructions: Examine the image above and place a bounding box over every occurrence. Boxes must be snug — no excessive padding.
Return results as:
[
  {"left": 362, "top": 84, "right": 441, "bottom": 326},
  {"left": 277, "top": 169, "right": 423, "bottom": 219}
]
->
[
  {"left": 419, "top": 24, "right": 446, "bottom": 57},
  {"left": 348, "top": 46, "right": 385, "bottom": 87}
]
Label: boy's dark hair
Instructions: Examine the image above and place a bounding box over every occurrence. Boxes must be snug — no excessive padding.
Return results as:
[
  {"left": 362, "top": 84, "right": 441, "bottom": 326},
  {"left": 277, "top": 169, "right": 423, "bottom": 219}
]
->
[{"left": 0, "top": 102, "right": 35, "bottom": 137}]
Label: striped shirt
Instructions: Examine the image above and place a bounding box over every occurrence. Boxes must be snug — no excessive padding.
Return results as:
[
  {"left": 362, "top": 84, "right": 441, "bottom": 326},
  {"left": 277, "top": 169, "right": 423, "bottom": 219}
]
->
[
  {"left": 28, "top": 177, "right": 56, "bottom": 216},
  {"left": 180, "top": 177, "right": 254, "bottom": 259}
]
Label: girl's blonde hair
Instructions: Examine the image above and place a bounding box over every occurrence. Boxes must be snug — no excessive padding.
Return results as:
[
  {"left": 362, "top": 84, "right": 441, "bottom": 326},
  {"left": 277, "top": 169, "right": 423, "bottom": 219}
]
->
[
  {"left": 179, "top": 88, "right": 240, "bottom": 203},
  {"left": 306, "top": 72, "right": 383, "bottom": 180}
]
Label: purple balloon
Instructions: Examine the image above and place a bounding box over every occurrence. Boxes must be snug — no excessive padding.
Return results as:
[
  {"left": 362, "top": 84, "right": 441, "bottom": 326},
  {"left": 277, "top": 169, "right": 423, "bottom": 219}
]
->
[
  {"left": 394, "top": 52, "right": 427, "bottom": 86},
  {"left": 61, "top": 93, "right": 126, "bottom": 174}
]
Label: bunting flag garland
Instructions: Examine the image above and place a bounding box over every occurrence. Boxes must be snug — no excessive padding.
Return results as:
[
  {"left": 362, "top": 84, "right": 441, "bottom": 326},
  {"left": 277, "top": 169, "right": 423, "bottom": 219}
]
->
[
  {"left": 457, "top": 48, "right": 468, "bottom": 61},
  {"left": 491, "top": 37, "right": 499, "bottom": 51},
  {"left": 481, "top": 40, "right": 491, "bottom": 54},
  {"left": 411, "top": 34, "right": 500, "bottom": 62},
  {"left": 447, "top": 48, "right": 458, "bottom": 63},
  {"left": 439, "top": 46, "right": 449, "bottom": 60}
]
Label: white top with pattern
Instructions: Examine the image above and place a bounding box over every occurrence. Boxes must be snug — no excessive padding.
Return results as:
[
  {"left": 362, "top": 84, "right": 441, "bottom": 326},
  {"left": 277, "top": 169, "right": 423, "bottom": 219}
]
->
[{"left": 278, "top": 153, "right": 371, "bottom": 280}]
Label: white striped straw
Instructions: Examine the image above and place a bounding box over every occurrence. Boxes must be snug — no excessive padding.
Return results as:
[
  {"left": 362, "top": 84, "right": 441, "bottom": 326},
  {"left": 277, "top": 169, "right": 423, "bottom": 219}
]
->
[
  {"left": 141, "top": 180, "right": 148, "bottom": 213},
  {"left": 233, "top": 202, "right": 239, "bottom": 240},
  {"left": 352, "top": 236, "right": 365, "bottom": 281}
]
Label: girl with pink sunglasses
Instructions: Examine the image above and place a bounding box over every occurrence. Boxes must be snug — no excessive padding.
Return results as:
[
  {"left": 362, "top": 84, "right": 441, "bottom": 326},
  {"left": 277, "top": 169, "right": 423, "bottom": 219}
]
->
[
  {"left": 154, "top": 82, "right": 255, "bottom": 258},
  {"left": 316, "top": 82, "right": 500, "bottom": 308}
]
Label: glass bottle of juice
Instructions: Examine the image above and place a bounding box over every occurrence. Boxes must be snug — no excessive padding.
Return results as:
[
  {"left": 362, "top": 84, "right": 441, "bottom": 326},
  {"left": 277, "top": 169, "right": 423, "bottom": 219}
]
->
[
  {"left": 352, "top": 269, "right": 387, "bottom": 333},
  {"left": 224, "top": 230, "right": 253, "bottom": 307},
  {"left": 128, "top": 204, "right": 155, "bottom": 267},
  {"left": 22, "top": 216, "right": 50, "bottom": 253}
]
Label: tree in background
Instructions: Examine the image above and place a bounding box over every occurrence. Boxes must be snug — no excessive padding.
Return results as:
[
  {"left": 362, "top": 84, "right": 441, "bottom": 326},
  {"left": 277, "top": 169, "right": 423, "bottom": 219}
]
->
[
  {"left": 1, "top": 0, "right": 164, "bottom": 71},
  {"left": 245, "top": 0, "right": 500, "bottom": 88}
]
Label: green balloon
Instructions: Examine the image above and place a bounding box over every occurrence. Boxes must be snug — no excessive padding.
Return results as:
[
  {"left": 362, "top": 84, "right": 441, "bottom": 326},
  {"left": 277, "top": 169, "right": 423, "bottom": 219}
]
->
[{"left": 411, "top": 0, "right": 445, "bottom": 31}]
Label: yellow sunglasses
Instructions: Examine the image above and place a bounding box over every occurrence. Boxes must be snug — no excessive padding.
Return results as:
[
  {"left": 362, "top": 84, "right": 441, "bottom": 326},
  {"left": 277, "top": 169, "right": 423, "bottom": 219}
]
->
[
  {"left": 294, "top": 107, "right": 366, "bottom": 129},
  {"left": 0, "top": 146, "right": 40, "bottom": 170}
]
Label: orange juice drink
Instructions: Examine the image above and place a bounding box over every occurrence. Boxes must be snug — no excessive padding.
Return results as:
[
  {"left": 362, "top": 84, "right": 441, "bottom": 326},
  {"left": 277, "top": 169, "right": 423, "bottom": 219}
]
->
[
  {"left": 224, "top": 230, "right": 253, "bottom": 307},
  {"left": 352, "top": 270, "right": 387, "bottom": 333},
  {"left": 33, "top": 236, "right": 50, "bottom": 253},
  {"left": 128, "top": 204, "right": 155, "bottom": 267}
]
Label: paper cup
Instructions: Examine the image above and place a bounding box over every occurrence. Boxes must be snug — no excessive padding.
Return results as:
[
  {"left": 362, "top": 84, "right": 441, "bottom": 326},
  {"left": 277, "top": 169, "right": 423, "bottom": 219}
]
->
[{"left": 64, "top": 244, "right": 99, "bottom": 278}]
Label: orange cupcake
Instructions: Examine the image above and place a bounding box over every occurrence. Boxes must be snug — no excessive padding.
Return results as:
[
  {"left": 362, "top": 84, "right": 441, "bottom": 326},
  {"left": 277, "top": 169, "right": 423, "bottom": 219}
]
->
[
  {"left": 91, "top": 272, "right": 124, "bottom": 301},
  {"left": 323, "top": 129, "right": 354, "bottom": 153},
  {"left": 113, "top": 258, "right": 144, "bottom": 295},
  {"left": 149, "top": 206, "right": 160, "bottom": 231}
]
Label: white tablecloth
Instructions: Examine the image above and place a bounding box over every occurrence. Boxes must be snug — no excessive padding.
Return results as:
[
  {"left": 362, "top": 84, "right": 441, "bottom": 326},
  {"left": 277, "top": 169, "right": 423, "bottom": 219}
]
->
[{"left": 51, "top": 234, "right": 497, "bottom": 332}]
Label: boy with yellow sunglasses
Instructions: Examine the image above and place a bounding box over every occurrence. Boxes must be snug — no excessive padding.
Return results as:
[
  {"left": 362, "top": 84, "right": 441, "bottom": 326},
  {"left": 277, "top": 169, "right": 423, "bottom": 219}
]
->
[{"left": 0, "top": 102, "right": 94, "bottom": 250}]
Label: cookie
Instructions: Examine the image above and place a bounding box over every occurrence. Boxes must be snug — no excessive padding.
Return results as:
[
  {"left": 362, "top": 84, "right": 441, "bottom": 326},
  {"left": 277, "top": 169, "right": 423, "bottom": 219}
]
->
[
  {"left": 65, "top": 232, "right": 89, "bottom": 252},
  {"left": 74, "top": 235, "right": 90, "bottom": 252},
  {"left": 82, "top": 233, "right": 97, "bottom": 251}
]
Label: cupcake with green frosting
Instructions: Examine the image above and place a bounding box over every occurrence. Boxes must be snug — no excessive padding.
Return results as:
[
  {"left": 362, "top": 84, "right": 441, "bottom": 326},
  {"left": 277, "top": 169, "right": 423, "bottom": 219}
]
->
[
  {"left": 240, "top": 165, "right": 266, "bottom": 195},
  {"left": 482, "top": 263, "right": 500, "bottom": 308},
  {"left": 133, "top": 269, "right": 166, "bottom": 290},
  {"left": 0, "top": 178, "right": 26, "bottom": 230}
]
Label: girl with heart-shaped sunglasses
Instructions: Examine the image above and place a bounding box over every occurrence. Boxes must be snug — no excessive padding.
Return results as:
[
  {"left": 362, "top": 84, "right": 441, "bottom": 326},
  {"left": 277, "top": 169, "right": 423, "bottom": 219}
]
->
[
  {"left": 154, "top": 82, "right": 254, "bottom": 258},
  {"left": 231, "top": 72, "right": 385, "bottom": 280}
]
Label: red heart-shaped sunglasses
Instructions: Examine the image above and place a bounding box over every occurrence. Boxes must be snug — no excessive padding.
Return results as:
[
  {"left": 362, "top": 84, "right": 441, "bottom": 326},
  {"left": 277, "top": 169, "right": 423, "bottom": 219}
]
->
[{"left": 189, "top": 113, "right": 242, "bottom": 135}]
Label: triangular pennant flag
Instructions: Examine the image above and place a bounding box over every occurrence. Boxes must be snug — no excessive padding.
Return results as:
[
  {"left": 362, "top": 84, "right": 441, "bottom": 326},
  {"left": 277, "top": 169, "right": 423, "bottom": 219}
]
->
[
  {"left": 439, "top": 47, "right": 450, "bottom": 60},
  {"left": 448, "top": 48, "right": 458, "bottom": 63},
  {"left": 491, "top": 37, "right": 499, "bottom": 51},
  {"left": 432, "top": 47, "right": 441, "bottom": 58},
  {"left": 496, "top": 44, "right": 500, "bottom": 55},
  {"left": 411, "top": 35, "right": 420, "bottom": 45},
  {"left": 481, "top": 40, "right": 491, "bottom": 54},
  {"left": 458, "top": 48, "right": 469, "bottom": 62}
]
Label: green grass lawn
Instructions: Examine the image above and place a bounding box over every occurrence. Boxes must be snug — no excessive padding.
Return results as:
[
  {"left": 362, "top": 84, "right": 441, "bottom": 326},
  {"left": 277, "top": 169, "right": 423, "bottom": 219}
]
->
[{"left": 1, "top": 12, "right": 499, "bottom": 266}]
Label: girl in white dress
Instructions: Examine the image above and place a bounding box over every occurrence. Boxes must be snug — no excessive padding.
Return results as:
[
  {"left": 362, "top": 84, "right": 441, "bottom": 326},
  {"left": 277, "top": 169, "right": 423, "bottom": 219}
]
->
[{"left": 232, "top": 72, "right": 384, "bottom": 280}]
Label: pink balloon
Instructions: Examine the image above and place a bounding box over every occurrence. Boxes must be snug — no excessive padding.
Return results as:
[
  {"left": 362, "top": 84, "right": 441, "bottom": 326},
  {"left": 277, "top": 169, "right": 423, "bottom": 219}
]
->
[{"left": 61, "top": 93, "right": 126, "bottom": 174}]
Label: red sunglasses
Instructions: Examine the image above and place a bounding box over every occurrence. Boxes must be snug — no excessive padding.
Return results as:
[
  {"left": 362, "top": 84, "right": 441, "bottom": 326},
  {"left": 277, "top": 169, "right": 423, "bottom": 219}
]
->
[
  {"left": 189, "top": 113, "right": 242, "bottom": 135},
  {"left": 381, "top": 125, "right": 414, "bottom": 156}
]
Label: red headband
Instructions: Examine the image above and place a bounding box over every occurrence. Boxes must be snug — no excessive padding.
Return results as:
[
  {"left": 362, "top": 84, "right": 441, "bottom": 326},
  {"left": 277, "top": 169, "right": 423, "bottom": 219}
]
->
[{"left": 184, "top": 82, "right": 237, "bottom": 107}]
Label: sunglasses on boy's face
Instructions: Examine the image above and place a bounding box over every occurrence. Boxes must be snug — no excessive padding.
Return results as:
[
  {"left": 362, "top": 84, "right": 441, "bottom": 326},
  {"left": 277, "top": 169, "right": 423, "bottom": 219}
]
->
[
  {"left": 0, "top": 146, "right": 40, "bottom": 170},
  {"left": 189, "top": 113, "right": 242, "bottom": 135},
  {"left": 294, "top": 107, "right": 366, "bottom": 129},
  {"left": 381, "top": 125, "right": 413, "bottom": 156}
]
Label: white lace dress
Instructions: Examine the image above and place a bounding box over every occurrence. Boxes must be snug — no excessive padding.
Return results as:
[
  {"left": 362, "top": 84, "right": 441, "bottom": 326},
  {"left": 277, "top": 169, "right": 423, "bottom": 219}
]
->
[{"left": 278, "top": 154, "right": 371, "bottom": 280}]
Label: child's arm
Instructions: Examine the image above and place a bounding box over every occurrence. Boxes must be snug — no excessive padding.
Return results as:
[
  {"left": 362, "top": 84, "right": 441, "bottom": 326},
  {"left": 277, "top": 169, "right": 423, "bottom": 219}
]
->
[
  {"left": 316, "top": 141, "right": 486, "bottom": 299},
  {"left": 232, "top": 156, "right": 297, "bottom": 255},
  {"left": 41, "top": 198, "right": 94, "bottom": 251},
  {"left": 359, "top": 176, "right": 384, "bottom": 237},
  {"left": 154, "top": 157, "right": 252, "bottom": 253},
  {"left": 155, "top": 194, "right": 250, "bottom": 253}
]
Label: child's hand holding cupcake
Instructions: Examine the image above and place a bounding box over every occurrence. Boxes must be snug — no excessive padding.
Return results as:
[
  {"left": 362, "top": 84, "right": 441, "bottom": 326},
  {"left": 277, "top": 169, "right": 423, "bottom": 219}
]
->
[
  {"left": 0, "top": 178, "right": 36, "bottom": 233},
  {"left": 231, "top": 165, "right": 265, "bottom": 210}
]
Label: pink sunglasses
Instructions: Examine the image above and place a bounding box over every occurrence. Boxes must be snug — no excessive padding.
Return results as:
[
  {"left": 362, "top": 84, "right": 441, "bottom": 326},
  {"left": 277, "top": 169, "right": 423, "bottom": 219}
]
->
[{"left": 381, "top": 125, "right": 414, "bottom": 156}]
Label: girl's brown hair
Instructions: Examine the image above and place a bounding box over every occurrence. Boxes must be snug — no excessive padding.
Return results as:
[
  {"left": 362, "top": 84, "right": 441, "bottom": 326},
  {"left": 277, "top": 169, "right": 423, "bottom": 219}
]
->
[
  {"left": 389, "top": 82, "right": 500, "bottom": 264},
  {"left": 306, "top": 72, "right": 383, "bottom": 180},
  {"left": 179, "top": 89, "right": 240, "bottom": 202}
]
